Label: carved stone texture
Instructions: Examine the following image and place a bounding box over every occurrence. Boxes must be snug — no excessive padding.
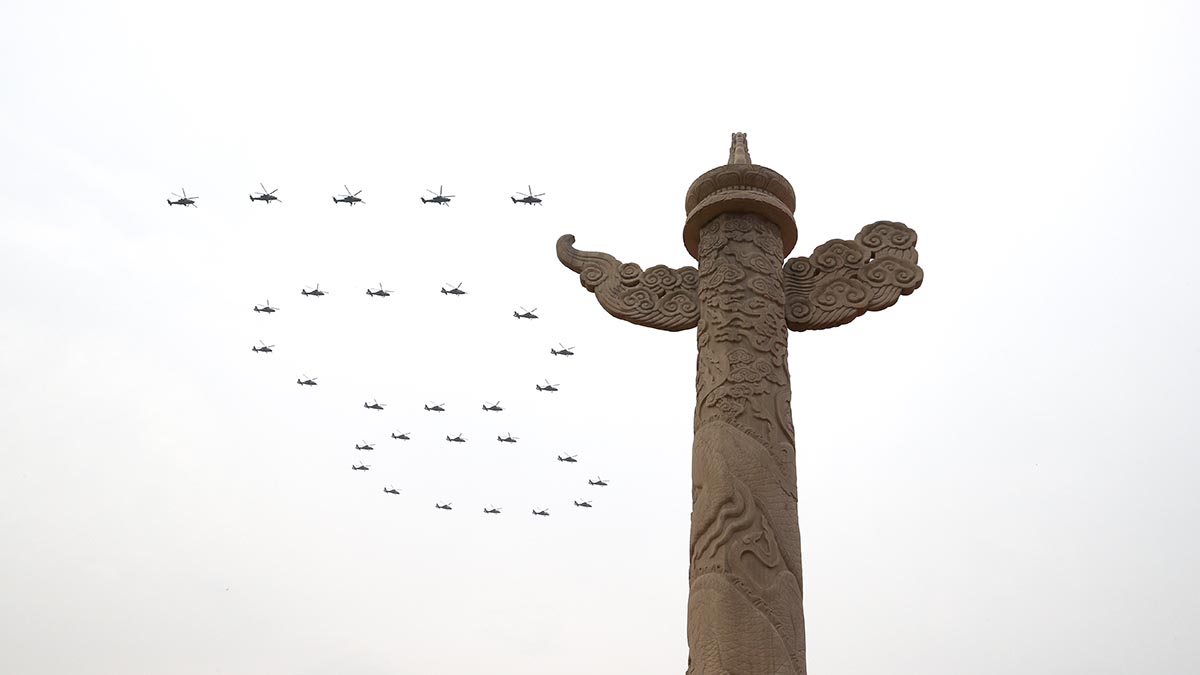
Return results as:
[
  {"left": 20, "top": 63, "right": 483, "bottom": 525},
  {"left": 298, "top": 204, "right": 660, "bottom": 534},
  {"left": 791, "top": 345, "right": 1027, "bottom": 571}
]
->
[
  {"left": 555, "top": 234, "right": 700, "bottom": 332},
  {"left": 783, "top": 220, "right": 924, "bottom": 332},
  {"left": 684, "top": 133, "right": 798, "bottom": 260},
  {"left": 689, "top": 212, "right": 805, "bottom": 675}
]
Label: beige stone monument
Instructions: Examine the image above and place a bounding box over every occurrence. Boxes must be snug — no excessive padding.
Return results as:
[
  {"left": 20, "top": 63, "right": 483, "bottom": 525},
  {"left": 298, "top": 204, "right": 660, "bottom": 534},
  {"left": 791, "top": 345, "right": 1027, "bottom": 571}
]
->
[{"left": 557, "top": 133, "right": 924, "bottom": 675}]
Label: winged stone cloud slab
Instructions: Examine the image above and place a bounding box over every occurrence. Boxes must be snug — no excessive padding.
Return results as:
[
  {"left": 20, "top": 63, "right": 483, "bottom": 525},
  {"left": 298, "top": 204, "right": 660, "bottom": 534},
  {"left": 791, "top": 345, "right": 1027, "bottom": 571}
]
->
[
  {"left": 556, "top": 235, "right": 700, "bottom": 332},
  {"left": 782, "top": 221, "right": 924, "bottom": 332}
]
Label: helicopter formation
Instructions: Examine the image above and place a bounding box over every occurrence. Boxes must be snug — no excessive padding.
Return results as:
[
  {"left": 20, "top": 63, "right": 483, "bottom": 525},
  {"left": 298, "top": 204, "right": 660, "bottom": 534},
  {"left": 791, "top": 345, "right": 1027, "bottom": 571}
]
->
[
  {"left": 243, "top": 200, "right": 620, "bottom": 519},
  {"left": 176, "top": 184, "right": 547, "bottom": 207}
]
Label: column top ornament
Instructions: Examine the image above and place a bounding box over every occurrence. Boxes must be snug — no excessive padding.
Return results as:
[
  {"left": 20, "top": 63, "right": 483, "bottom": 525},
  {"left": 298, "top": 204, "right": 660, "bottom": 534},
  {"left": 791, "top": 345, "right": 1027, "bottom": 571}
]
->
[{"left": 683, "top": 132, "right": 798, "bottom": 259}]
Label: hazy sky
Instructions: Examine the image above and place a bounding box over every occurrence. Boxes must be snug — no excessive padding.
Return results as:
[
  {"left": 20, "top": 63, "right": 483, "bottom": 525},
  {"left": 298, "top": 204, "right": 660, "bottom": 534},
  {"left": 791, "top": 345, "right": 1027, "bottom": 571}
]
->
[{"left": 2, "top": 1, "right": 1198, "bottom": 673}]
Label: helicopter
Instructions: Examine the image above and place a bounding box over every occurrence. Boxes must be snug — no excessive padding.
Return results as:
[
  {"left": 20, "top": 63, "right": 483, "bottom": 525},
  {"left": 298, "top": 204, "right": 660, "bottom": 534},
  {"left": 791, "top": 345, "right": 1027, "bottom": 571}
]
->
[
  {"left": 355, "top": 441, "right": 375, "bottom": 451},
  {"left": 366, "top": 283, "right": 392, "bottom": 297},
  {"left": 483, "top": 506, "right": 501, "bottom": 514},
  {"left": 536, "top": 380, "right": 560, "bottom": 392},
  {"left": 301, "top": 285, "right": 328, "bottom": 297},
  {"left": 589, "top": 477, "right": 609, "bottom": 486},
  {"left": 296, "top": 374, "right": 318, "bottom": 386},
  {"left": 551, "top": 344, "right": 575, "bottom": 356},
  {"left": 425, "top": 403, "right": 446, "bottom": 412},
  {"left": 440, "top": 283, "right": 466, "bottom": 296},
  {"left": 446, "top": 434, "right": 467, "bottom": 443},
  {"left": 251, "top": 340, "right": 274, "bottom": 353},
  {"left": 557, "top": 454, "right": 578, "bottom": 463},
  {"left": 364, "top": 399, "right": 386, "bottom": 411},
  {"left": 511, "top": 185, "right": 545, "bottom": 205},
  {"left": 249, "top": 183, "right": 280, "bottom": 203},
  {"left": 352, "top": 463, "right": 371, "bottom": 471},
  {"left": 497, "top": 433, "right": 518, "bottom": 443},
  {"left": 574, "top": 500, "right": 593, "bottom": 508},
  {"left": 253, "top": 301, "right": 278, "bottom": 314},
  {"left": 391, "top": 431, "right": 411, "bottom": 440},
  {"left": 532, "top": 508, "right": 550, "bottom": 517},
  {"left": 421, "top": 186, "right": 454, "bottom": 206},
  {"left": 513, "top": 307, "right": 539, "bottom": 319},
  {"left": 167, "top": 188, "right": 198, "bottom": 207},
  {"left": 482, "top": 401, "right": 503, "bottom": 412},
  {"left": 333, "top": 185, "right": 363, "bottom": 205},
  {"left": 383, "top": 486, "right": 401, "bottom": 495},
  {"left": 435, "top": 503, "right": 453, "bottom": 510}
]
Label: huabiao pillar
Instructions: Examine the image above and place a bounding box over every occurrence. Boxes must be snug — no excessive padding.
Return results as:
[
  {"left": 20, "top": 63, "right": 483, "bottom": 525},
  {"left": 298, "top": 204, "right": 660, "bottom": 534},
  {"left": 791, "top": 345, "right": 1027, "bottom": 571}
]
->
[{"left": 557, "top": 133, "right": 923, "bottom": 674}]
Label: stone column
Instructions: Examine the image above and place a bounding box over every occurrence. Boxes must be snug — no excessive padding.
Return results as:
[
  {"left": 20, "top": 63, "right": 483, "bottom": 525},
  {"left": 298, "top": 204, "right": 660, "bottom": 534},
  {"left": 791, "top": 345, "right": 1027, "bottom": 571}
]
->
[
  {"left": 687, "top": 211, "right": 805, "bottom": 675},
  {"left": 556, "top": 132, "right": 922, "bottom": 675}
]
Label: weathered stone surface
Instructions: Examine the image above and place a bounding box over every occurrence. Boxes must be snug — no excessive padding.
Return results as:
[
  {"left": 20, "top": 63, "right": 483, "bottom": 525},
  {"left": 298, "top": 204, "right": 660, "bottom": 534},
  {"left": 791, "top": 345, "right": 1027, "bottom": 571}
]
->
[
  {"left": 556, "top": 133, "right": 923, "bottom": 675},
  {"left": 556, "top": 235, "right": 700, "bottom": 332}
]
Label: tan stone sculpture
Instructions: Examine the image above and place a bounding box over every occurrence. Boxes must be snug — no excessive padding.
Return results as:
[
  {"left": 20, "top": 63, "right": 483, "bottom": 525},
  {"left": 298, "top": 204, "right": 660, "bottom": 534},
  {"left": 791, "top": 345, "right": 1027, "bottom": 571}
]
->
[{"left": 558, "top": 133, "right": 923, "bottom": 675}]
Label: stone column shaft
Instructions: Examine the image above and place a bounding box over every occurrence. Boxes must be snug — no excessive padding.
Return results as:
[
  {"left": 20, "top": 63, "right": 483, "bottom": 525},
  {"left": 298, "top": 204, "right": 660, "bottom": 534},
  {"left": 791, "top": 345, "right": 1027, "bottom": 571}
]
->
[{"left": 688, "top": 212, "right": 805, "bottom": 675}]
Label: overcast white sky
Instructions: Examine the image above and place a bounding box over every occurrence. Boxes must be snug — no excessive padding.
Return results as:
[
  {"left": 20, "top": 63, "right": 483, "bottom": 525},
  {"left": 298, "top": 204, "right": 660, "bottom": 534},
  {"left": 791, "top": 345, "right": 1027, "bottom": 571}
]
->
[{"left": 2, "top": 1, "right": 1198, "bottom": 673}]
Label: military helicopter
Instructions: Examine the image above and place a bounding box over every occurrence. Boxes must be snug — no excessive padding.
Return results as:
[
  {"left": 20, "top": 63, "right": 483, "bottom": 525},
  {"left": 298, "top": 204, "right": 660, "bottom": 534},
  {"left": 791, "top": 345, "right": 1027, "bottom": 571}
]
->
[
  {"left": 333, "top": 185, "right": 363, "bottom": 205},
  {"left": 425, "top": 402, "right": 446, "bottom": 412},
  {"left": 391, "top": 431, "right": 411, "bottom": 440},
  {"left": 352, "top": 463, "right": 371, "bottom": 471},
  {"left": 383, "top": 486, "right": 401, "bottom": 495},
  {"left": 483, "top": 506, "right": 501, "bottom": 514},
  {"left": 355, "top": 441, "right": 375, "bottom": 451},
  {"left": 511, "top": 185, "right": 545, "bottom": 205},
  {"left": 253, "top": 301, "right": 278, "bottom": 314},
  {"left": 532, "top": 508, "right": 550, "bottom": 517},
  {"left": 588, "top": 477, "right": 609, "bottom": 486},
  {"left": 482, "top": 401, "right": 503, "bottom": 412},
  {"left": 574, "top": 500, "right": 593, "bottom": 508},
  {"left": 301, "top": 285, "right": 328, "bottom": 297},
  {"left": 536, "top": 380, "right": 560, "bottom": 392},
  {"left": 249, "top": 183, "right": 280, "bottom": 203},
  {"left": 421, "top": 186, "right": 454, "bottom": 206},
  {"left": 551, "top": 344, "right": 576, "bottom": 356},
  {"left": 364, "top": 399, "right": 386, "bottom": 411},
  {"left": 167, "top": 188, "right": 198, "bottom": 207},
  {"left": 296, "top": 374, "right": 318, "bottom": 386},
  {"left": 557, "top": 454, "right": 578, "bottom": 463},
  {"left": 513, "top": 307, "right": 539, "bottom": 319},
  {"left": 435, "top": 503, "right": 453, "bottom": 510},
  {"left": 251, "top": 340, "right": 274, "bottom": 353},
  {"left": 366, "top": 283, "right": 392, "bottom": 297},
  {"left": 497, "top": 433, "right": 518, "bottom": 444},
  {"left": 446, "top": 434, "right": 467, "bottom": 443},
  {"left": 440, "top": 283, "right": 466, "bottom": 296}
]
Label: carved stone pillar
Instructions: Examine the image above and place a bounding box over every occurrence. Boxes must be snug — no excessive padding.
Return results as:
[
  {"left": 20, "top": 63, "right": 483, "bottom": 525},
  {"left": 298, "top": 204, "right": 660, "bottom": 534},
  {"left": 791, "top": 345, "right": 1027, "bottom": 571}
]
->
[
  {"left": 688, "top": 212, "right": 805, "bottom": 675},
  {"left": 556, "top": 133, "right": 922, "bottom": 675}
]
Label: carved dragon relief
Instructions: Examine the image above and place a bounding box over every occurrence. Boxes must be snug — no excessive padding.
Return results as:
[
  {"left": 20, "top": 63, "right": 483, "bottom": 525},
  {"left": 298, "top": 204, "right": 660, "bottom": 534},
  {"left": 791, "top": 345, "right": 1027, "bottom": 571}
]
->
[
  {"left": 783, "top": 220, "right": 924, "bottom": 332},
  {"left": 556, "top": 234, "right": 700, "bottom": 331}
]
